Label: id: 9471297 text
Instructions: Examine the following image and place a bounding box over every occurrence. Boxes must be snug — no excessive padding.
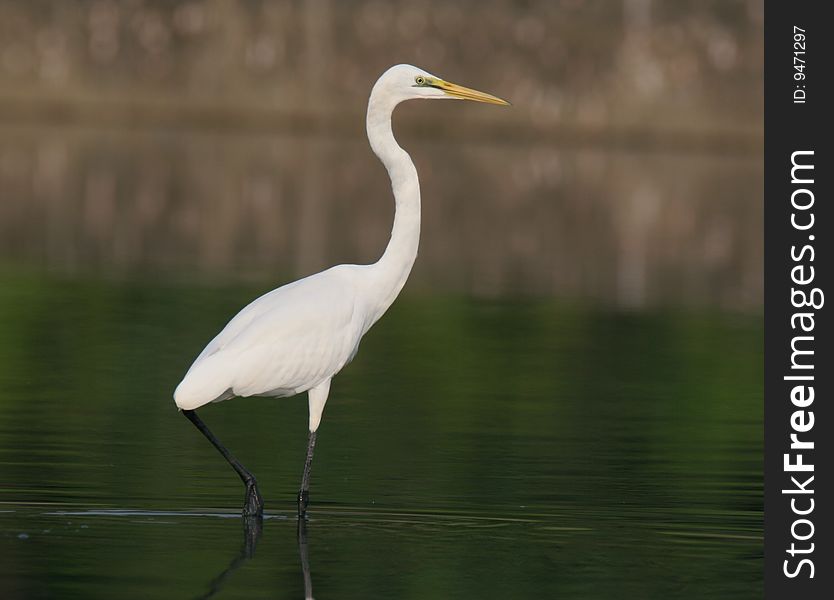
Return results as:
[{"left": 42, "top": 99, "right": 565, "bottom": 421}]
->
[{"left": 793, "top": 26, "right": 806, "bottom": 104}]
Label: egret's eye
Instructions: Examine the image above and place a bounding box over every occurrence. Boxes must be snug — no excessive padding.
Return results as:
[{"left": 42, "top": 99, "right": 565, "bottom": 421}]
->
[{"left": 415, "top": 76, "right": 426, "bottom": 86}]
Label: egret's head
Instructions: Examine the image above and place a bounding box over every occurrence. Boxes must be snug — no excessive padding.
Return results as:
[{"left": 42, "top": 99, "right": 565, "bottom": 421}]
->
[{"left": 373, "top": 64, "right": 510, "bottom": 106}]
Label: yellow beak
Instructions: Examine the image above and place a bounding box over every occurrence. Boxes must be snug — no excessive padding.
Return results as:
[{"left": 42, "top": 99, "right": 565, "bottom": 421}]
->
[{"left": 433, "top": 79, "right": 511, "bottom": 106}]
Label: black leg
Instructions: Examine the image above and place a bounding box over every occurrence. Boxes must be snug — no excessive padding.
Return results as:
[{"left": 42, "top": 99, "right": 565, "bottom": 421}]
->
[
  {"left": 297, "top": 431, "right": 317, "bottom": 518},
  {"left": 183, "top": 409, "right": 264, "bottom": 517}
]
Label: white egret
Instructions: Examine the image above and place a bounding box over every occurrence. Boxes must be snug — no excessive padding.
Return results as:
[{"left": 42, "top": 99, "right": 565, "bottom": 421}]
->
[{"left": 174, "top": 64, "right": 509, "bottom": 518}]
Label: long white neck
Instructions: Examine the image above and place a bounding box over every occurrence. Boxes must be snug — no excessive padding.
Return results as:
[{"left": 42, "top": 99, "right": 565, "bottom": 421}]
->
[{"left": 364, "top": 89, "right": 421, "bottom": 323}]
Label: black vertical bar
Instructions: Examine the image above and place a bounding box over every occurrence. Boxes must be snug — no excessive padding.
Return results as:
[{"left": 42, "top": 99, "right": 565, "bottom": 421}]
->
[{"left": 765, "top": 2, "right": 831, "bottom": 597}]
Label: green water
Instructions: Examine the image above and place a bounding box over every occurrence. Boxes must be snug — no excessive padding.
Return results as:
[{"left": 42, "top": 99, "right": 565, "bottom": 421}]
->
[{"left": 0, "top": 272, "right": 762, "bottom": 599}]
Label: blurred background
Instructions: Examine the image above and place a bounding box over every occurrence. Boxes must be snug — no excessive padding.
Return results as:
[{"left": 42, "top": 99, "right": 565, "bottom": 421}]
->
[
  {"left": 0, "top": 2, "right": 762, "bottom": 599},
  {"left": 0, "top": 0, "right": 762, "bottom": 307}
]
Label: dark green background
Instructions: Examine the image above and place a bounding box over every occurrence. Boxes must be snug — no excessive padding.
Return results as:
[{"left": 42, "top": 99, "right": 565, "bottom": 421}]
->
[{"left": 0, "top": 273, "right": 761, "bottom": 598}]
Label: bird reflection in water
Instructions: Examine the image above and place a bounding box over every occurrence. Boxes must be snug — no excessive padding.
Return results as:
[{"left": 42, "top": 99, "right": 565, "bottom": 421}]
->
[
  {"left": 194, "top": 515, "right": 315, "bottom": 600},
  {"left": 194, "top": 515, "right": 262, "bottom": 600},
  {"left": 298, "top": 519, "right": 314, "bottom": 600}
]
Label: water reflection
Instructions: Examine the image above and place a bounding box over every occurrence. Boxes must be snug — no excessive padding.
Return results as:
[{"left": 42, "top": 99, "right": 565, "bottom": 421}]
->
[
  {"left": 0, "top": 275, "right": 762, "bottom": 598},
  {"left": 196, "top": 515, "right": 264, "bottom": 600},
  {"left": 298, "top": 520, "right": 314, "bottom": 600},
  {"left": 0, "top": 126, "right": 762, "bottom": 309},
  {"left": 194, "top": 516, "right": 314, "bottom": 600}
]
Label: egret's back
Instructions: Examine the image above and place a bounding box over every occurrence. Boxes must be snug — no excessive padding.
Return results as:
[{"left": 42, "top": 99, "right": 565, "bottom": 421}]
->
[{"left": 174, "top": 265, "right": 368, "bottom": 410}]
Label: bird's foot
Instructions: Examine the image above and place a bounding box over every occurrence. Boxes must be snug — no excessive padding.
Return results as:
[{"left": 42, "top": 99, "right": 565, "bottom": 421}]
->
[
  {"left": 297, "top": 489, "right": 310, "bottom": 518},
  {"left": 241, "top": 513, "right": 263, "bottom": 558},
  {"left": 242, "top": 480, "right": 264, "bottom": 517}
]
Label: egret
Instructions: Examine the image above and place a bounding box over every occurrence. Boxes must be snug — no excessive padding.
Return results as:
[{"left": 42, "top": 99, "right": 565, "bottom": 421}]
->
[{"left": 174, "top": 64, "right": 509, "bottom": 518}]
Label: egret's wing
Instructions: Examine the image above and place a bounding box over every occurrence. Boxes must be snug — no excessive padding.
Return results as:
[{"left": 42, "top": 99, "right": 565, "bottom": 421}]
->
[
  {"left": 175, "top": 266, "right": 363, "bottom": 409},
  {"left": 225, "top": 273, "right": 361, "bottom": 397},
  {"left": 190, "top": 277, "right": 307, "bottom": 367}
]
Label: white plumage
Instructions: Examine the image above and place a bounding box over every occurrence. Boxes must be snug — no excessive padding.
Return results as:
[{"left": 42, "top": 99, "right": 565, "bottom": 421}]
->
[
  {"left": 175, "top": 265, "right": 368, "bottom": 430},
  {"left": 173, "top": 64, "right": 508, "bottom": 517}
]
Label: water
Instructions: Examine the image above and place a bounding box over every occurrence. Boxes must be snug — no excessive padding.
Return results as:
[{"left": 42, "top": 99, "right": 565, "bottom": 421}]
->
[
  {"left": 0, "top": 118, "right": 761, "bottom": 597},
  {"left": 0, "top": 124, "right": 762, "bottom": 307},
  {"left": 0, "top": 273, "right": 762, "bottom": 598}
]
